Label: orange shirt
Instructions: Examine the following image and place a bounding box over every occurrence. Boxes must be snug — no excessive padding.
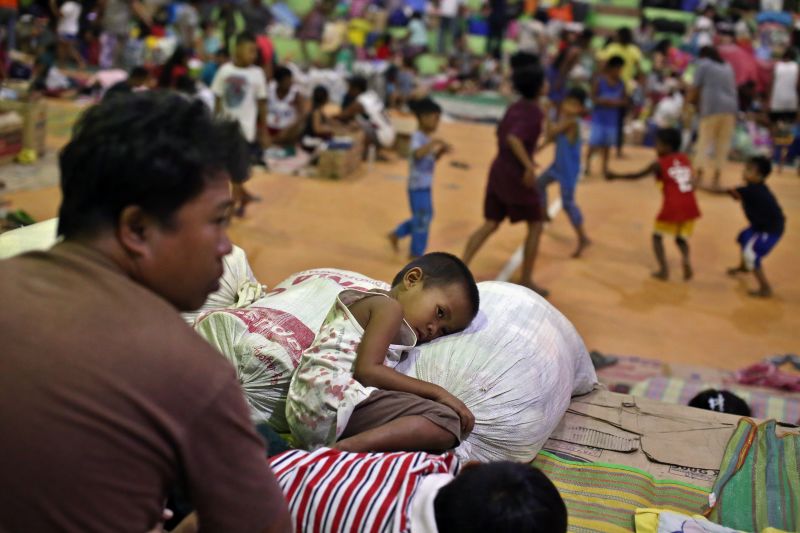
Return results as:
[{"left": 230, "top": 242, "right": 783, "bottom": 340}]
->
[{"left": 0, "top": 0, "right": 18, "bottom": 9}]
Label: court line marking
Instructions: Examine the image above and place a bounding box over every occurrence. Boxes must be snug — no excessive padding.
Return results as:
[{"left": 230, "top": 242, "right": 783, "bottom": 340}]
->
[{"left": 495, "top": 199, "right": 562, "bottom": 282}]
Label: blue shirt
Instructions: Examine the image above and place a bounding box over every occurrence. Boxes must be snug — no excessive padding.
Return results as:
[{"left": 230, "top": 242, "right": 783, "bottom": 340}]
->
[
  {"left": 547, "top": 127, "right": 582, "bottom": 186},
  {"left": 592, "top": 76, "right": 625, "bottom": 127},
  {"left": 408, "top": 130, "right": 435, "bottom": 190}
]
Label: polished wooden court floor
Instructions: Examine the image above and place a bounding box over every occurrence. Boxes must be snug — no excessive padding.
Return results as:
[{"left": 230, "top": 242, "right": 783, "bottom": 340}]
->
[{"left": 4, "top": 102, "right": 799, "bottom": 371}]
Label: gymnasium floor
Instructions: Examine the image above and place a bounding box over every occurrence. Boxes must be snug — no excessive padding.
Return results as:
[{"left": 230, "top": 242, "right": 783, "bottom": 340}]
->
[{"left": 4, "top": 100, "right": 799, "bottom": 371}]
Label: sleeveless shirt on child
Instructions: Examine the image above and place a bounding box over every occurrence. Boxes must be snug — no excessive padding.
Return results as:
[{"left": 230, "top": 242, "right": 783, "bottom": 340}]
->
[{"left": 286, "top": 288, "right": 417, "bottom": 449}]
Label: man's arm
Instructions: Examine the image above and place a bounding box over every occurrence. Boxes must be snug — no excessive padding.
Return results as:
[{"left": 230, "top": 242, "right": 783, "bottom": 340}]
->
[
  {"left": 182, "top": 373, "right": 292, "bottom": 533},
  {"left": 606, "top": 161, "right": 659, "bottom": 180},
  {"left": 336, "top": 100, "right": 363, "bottom": 121},
  {"left": 131, "top": 0, "right": 153, "bottom": 27}
]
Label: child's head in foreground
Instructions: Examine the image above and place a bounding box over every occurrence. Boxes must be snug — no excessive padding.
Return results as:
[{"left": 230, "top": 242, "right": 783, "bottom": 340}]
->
[
  {"left": 311, "top": 85, "right": 329, "bottom": 109},
  {"left": 512, "top": 64, "right": 546, "bottom": 101},
  {"left": 390, "top": 252, "right": 480, "bottom": 344},
  {"left": 435, "top": 462, "right": 568, "bottom": 533},
  {"left": 654, "top": 127, "right": 681, "bottom": 157},
  {"left": 562, "top": 87, "right": 587, "bottom": 118},
  {"left": 743, "top": 155, "right": 771, "bottom": 184},
  {"left": 409, "top": 97, "right": 442, "bottom": 134}
]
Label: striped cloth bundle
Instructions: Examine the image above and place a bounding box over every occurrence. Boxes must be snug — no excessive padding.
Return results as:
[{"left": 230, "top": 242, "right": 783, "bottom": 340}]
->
[
  {"left": 706, "top": 419, "right": 800, "bottom": 532},
  {"left": 533, "top": 451, "right": 709, "bottom": 533}
]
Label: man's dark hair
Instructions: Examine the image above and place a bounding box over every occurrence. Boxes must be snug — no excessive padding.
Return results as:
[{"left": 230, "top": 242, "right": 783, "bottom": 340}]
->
[
  {"left": 274, "top": 66, "right": 292, "bottom": 82},
  {"left": 607, "top": 55, "right": 625, "bottom": 69},
  {"left": 129, "top": 66, "right": 149, "bottom": 80},
  {"left": 689, "top": 389, "right": 751, "bottom": 416},
  {"left": 698, "top": 45, "right": 724, "bottom": 63},
  {"left": 236, "top": 31, "right": 256, "bottom": 46},
  {"left": 510, "top": 51, "right": 540, "bottom": 72},
  {"left": 511, "top": 64, "right": 545, "bottom": 99},
  {"left": 348, "top": 75, "right": 368, "bottom": 93},
  {"left": 57, "top": 92, "right": 249, "bottom": 239},
  {"left": 617, "top": 26, "right": 633, "bottom": 45},
  {"left": 655, "top": 127, "right": 682, "bottom": 152},
  {"left": 748, "top": 155, "right": 772, "bottom": 179},
  {"left": 408, "top": 96, "right": 442, "bottom": 117},
  {"left": 391, "top": 252, "right": 480, "bottom": 320},
  {"left": 435, "top": 463, "right": 567, "bottom": 533},
  {"left": 566, "top": 87, "right": 587, "bottom": 106}
]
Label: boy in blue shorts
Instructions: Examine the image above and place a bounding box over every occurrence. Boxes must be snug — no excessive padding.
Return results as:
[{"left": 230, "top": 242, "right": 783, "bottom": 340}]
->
[
  {"left": 537, "top": 87, "right": 591, "bottom": 258},
  {"left": 585, "top": 56, "right": 626, "bottom": 177},
  {"left": 702, "top": 156, "right": 786, "bottom": 298},
  {"left": 389, "top": 98, "right": 452, "bottom": 258}
]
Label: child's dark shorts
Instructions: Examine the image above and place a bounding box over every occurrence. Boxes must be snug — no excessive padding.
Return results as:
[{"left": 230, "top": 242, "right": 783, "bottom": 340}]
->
[
  {"left": 339, "top": 390, "right": 462, "bottom": 444},
  {"left": 484, "top": 188, "right": 544, "bottom": 223}
]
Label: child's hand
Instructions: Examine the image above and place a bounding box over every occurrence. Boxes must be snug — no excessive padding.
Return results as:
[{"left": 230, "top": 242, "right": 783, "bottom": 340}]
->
[
  {"left": 436, "top": 390, "right": 475, "bottom": 436},
  {"left": 522, "top": 167, "right": 537, "bottom": 188}
]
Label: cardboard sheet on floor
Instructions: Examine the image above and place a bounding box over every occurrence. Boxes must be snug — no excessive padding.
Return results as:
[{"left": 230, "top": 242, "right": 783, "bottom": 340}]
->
[{"left": 540, "top": 389, "right": 742, "bottom": 489}]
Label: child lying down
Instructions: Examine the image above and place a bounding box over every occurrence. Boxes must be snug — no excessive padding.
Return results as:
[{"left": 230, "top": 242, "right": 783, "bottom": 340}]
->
[
  {"left": 172, "top": 447, "right": 568, "bottom": 533},
  {"left": 286, "top": 253, "right": 479, "bottom": 453}
]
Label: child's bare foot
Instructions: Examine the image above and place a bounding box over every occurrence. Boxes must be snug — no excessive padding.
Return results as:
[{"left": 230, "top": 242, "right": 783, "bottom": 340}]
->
[
  {"left": 651, "top": 269, "right": 669, "bottom": 281},
  {"left": 727, "top": 266, "right": 747, "bottom": 276},
  {"left": 748, "top": 287, "right": 772, "bottom": 298},
  {"left": 387, "top": 232, "right": 399, "bottom": 252},
  {"left": 519, "top": 280, "right": 550, "bottom": 298},
  {"left": 682, "top": 262, "right": 693, "bottom": 281},
  {"left": 572, "top": 237, "right": 591, "bottom": 258}
]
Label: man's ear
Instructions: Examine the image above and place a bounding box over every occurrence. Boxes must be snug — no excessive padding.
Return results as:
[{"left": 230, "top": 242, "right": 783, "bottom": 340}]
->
[
  {"left": 403, "top": 266, "right": 423, "bottom": 289},
  {"left": 117, "top": 206, "right": 156, "bottom": 258}
]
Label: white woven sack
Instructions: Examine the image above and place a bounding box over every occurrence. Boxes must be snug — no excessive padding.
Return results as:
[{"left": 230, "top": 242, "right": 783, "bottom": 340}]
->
[
  {"left": 194, "top": 270, "right": 385, "bottom": 432},
  {"left": 395, "top": 281, "right": 597, "bottom": 463}
]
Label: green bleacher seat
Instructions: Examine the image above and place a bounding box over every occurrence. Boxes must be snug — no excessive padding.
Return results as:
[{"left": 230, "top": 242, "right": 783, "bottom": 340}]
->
[
  {"left": 643, "top": 7, "right": 696, "bottom": 25},
  {"left": 590, "top": 13, "right": 640, "bottom": 30}
]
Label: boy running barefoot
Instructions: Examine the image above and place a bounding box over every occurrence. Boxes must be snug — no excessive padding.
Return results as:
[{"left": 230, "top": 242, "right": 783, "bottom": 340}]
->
[
  {"left": 606, "top": 128, "right": 701, "bottom": 281},
  {"left": 701, "top": 156, "right": 786, "bottom": 298}
]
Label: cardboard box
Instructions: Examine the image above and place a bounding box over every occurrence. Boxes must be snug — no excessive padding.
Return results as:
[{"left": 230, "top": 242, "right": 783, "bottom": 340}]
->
[
  {"left": 0, "top": 112, "right": 24, "bottom": 165},
  {"left": 540, "top": 389, "right": 798, "bottom": 489},
  {"left": 317, "top": 131, "right": 364, "bottom": 180},
  {"left": 0, "top": 98, "right": 47, "bottom": 156}
]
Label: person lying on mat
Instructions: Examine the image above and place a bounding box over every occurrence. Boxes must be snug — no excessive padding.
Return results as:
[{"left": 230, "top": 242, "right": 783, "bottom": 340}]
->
[
  {"left": 0, "top": 92, "right": 290, "bottom": 533},
  {"left": 286, "top": 252, "right": 479, "bottom": 453},
  {"left": 171, "top": 447, "right": 568, "bottom": 533}
]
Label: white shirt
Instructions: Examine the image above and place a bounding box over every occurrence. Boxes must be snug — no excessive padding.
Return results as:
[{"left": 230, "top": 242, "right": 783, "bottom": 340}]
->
[
  {"left": 211, "top": 63, "right": 268, "bottom": 142},
  {"left": 267, "top": 81, "right": 300, "bottom": 130},
  {"left": 653, "top": 92, "right": 684, "bottom": 128},
  {"left": 439, "top": 0, "right": 461, "bottom": 17},
  {"left": 770, "top": 60, "right": 799, "bottom": 112},
  {"left": 58, "top": 1, "right": 81, "bottom": 36},
  {"left": 357, "top": 90, "right": 396, "bottom": 147}
]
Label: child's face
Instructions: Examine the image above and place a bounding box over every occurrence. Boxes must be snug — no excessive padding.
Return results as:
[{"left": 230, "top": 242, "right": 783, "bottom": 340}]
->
[
  {"left": 607, "top": 66, "right": 622, "bottom": 81},
  {"left": 235, "top": 42, "right": 258, "bottom": 66},
  {"left": 418, "top": 112, "right": 440, "bottom": 132},
  {"left": 395, "top": 271, "right": 473, "bottom": 344},
  {"left": 743, "top": 163, "right": 763, "bottom": 183},
  {"left": 561, "top": 98, "right": 583, "bottom": 117}
]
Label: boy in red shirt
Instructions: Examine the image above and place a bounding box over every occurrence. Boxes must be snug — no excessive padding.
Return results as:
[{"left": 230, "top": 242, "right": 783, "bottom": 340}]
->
[{"left": 606, "top": 128, "right": 701, "bottom": 281}]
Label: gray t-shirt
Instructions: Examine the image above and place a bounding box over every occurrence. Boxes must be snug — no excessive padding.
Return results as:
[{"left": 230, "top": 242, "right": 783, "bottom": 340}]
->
[
  {"left": 103, "top": 0, "right": 132, "bottom": 36},
  {"left": 693, "top": 58, "right": 738, "bottom": 117}
]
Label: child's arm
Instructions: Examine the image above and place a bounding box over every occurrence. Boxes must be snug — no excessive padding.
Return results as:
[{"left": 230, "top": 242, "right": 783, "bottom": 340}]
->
[
  {"left": 606, "top": 161, "right": 659, "bottom": 181},
  {"left": 537, "top": 117, "right": 576, "bottom": 151},
  {"left": 697, "top": 183, "right": 740, "bottom": 200},
  {"left": 257, "top": 97, "right": 270, "bottom": 147},
  {"left": 507, "top": 133, "right": 537, "bottom": 187},
  {"left": 312, "top": 109, "right": 335, "bottom": 136},
  {"left": 413, "top": 139, "right": 444, "bottom": 160},
  {"left": 352, "top": 297, "right": 475, "bottom": 434}
]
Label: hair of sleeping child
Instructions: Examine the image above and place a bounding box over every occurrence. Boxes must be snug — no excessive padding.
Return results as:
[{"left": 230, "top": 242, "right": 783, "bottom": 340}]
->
[
  {"left": 434, "top": 462, "right": 568, "bottom": 533},
  {"left": 391, "top": 252, "right": 480, "bottom": 322}
]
